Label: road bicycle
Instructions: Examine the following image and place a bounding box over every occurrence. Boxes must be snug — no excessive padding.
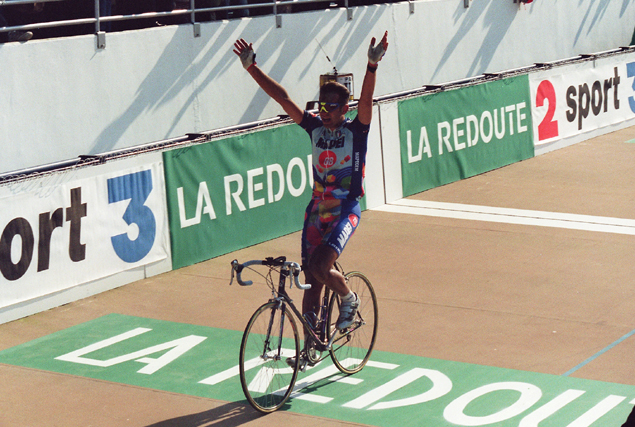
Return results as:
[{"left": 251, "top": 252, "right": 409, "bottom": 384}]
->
[{"left": 230, "top": 255, "right": 378, "bottom": 413}]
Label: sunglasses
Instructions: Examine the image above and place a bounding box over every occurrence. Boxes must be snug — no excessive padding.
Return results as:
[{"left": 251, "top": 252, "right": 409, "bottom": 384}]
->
[{"left": 319, "top": 102, "right": 343, "bottom": 113}]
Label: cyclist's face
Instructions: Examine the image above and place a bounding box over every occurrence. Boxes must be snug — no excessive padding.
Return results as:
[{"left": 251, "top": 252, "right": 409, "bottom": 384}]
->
[{"left": 319, "top": 92, "right": 348, "bottom": 130}]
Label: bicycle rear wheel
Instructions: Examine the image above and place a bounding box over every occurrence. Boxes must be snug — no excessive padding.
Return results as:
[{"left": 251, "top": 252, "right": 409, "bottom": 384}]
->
[
  {"left": 239, "top": 301, "right": 300, "bottom": 413},
  {"left": 327, "top": 271, "right": 378, "bottom": 374}
]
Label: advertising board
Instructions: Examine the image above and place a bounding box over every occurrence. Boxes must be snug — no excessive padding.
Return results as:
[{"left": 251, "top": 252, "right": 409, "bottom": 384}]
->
[
  {"left": 163, "top": 125, "right": 315, "bottom": 269},
  {"left": 398, "top": 75, "right": 535, "bottom": 197},
  {"left": 0, "top": 157, "right": 170, "bottom": 308},
  {"left": 529, "top": 55, "right": 635, "bottom": 148}
]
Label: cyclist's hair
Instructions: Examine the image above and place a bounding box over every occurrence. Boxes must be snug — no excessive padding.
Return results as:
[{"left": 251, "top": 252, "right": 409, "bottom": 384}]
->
[{"left": 320, "top": 81, "right": 350, "bottom": 104}]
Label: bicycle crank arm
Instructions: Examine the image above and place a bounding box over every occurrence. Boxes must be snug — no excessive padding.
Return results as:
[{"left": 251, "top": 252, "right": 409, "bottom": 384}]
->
[
  {"left": 326, "top": 331, "right": 338, "bottom": 350},
  {"left": 328, "top": 321, "right": 363, "bottom": 348}
]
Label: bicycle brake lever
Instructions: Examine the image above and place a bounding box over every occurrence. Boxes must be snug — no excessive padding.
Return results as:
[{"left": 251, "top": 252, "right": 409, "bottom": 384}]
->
[
  {"left": 230, "top": 260, "right": 253, "bottom": 286},
  {"left": 229, "top": 260, "right": 237, "bottom": 286}
]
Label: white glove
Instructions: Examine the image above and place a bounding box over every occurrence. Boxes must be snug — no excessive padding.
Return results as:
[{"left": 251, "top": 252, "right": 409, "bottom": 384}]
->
[
  {"left": 233, "top": 39, "right": 256, "bottom": 70},
  {"left": 367, "top": 31, "right": 389, "bottom": 65}
]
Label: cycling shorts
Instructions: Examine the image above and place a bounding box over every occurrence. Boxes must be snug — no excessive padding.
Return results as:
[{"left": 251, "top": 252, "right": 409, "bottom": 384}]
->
[{"left": 301, "top": 198, "right": 361, "bottom": 265}]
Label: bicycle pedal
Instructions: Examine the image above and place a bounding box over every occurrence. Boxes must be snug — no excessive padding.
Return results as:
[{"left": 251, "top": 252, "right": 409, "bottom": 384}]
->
[{"left": 286, "top": 354, "right": 310, "bottom": 372}]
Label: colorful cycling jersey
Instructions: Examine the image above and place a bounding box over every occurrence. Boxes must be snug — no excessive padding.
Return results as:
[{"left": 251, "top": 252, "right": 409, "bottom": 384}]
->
[{"left": 299, "top": 110, "right": 370, "bottom": 201}]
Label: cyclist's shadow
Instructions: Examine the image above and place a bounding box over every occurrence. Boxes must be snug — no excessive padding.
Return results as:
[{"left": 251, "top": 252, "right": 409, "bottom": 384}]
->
[
  {"left": 144, "top": 401, "right": 271, "bottom": 426},
  {"left": 144, "top": 370, "right": 343, "bottom": 425}
]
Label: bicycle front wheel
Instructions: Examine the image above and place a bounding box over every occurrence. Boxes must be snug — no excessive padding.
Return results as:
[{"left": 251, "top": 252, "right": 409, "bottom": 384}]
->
[
  {"left": 327, "top": 271, "right": 378, "bottom": 374},
  {"left": 239, "top": 301, "right": 300, "bottom": 413}
]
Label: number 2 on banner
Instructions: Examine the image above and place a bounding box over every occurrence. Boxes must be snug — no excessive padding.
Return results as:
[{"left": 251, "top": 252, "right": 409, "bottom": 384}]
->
[{"left": 536, "top": 80, "right": 559, "bottom": 141}]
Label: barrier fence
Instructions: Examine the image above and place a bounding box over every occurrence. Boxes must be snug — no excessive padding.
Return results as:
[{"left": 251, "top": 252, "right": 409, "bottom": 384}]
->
[
  {"left": 0, "top": 0, "right": 379, "bottom": 40},
  {"left": 1, "top": 47, "right": 635, "bottom": 323}
]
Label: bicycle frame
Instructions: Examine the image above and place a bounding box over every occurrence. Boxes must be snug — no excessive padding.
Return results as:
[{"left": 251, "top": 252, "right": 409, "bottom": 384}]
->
[
  {"left": 270, "top": 266, "right": 332, "bottom": 353},
  {"left": 269, "top": 263, "right": 358, "bottom": 355},
  {"left": 232, "top": 256, "right": 369, "bottom": 360}
]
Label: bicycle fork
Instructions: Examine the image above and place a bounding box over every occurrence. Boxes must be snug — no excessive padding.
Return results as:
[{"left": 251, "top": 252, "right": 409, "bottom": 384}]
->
[{"left": 261, "top": 301, "right": 286, "bottom": 362}]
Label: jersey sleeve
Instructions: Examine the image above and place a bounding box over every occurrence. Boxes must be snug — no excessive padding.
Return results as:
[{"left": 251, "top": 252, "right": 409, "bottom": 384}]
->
[
  {"left": 350, "top": 115, "right": 371, "bottom": 134},
  {"left": 299, "top": 110, "right": 323, "bottom": 136}
]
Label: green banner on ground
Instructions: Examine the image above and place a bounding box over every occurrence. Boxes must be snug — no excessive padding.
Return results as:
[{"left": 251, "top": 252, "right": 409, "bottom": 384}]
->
[
  {"left": 163, "top": 124, "right": 314, "bottom": 269},
  {"left": 0, "top": 314, "right": 633, "bottom": 426},
  {"left": 398, "top": 76, "right": 535, "bottom": 196}
]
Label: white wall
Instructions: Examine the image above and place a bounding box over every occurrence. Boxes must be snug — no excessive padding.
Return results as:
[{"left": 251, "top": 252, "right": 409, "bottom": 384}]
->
[{"left": 2, "top": 0, "right": 634, "bottom": 174}]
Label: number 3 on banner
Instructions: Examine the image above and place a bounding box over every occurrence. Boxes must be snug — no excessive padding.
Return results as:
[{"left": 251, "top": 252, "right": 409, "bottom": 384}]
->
[
  {"left": 627, "top": 62, "right": 635, "bottom": 114},
  {"left": 536, "top": 80, "right": 559, "bottom": 141},
  {"left": 107, "top": 170, "right": 157, "bottom": 263}
]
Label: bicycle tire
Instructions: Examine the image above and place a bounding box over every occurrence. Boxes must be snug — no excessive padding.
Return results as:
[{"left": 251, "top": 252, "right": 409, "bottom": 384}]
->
[
  {"left": 327, "top": 271, "right": 378, "bottom": 374},
  {"left": 239, "top": 301, "right": 301, "bottom": 413}
]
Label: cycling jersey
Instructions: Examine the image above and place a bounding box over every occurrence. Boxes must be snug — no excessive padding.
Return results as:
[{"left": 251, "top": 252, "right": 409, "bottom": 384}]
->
[
  {"left": 299, "top": 111, "right": 369, "bottom": 263},
  {"left": 299, "top": 111, "right": 370, "bottom": 201}
]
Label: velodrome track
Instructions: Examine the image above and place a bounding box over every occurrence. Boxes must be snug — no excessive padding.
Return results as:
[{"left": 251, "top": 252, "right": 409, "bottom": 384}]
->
[{"left": 0, "top": 125, "right": 634, "bottom": 426}]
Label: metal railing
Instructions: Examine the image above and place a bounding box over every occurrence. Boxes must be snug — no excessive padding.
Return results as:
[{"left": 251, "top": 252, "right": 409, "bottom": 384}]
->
[
  {"left": 0, "top": 0, "right": 354, "bottom": 40},
  {"left": 0, "top": 116, "right": 291, "bottom": 183}
]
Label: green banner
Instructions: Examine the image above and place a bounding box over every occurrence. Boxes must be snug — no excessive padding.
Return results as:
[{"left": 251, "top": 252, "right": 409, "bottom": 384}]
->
[
  {"left": 163, "top": 124, "right": 313, "bottom": 269},
  {"left": 1, "top": 314, "right": 634, "bottom": 426},
  {"left": 398, "top": 75, "right": 535, "bottom": 196}
]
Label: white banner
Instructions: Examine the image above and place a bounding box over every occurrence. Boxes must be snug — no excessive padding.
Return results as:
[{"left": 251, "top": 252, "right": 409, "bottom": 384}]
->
[
  {"left": 529, "top": 55, "right": 635, "bottom": 146},
  {"left": 0, "top": 157, "right": 169, "bottom": 307}
]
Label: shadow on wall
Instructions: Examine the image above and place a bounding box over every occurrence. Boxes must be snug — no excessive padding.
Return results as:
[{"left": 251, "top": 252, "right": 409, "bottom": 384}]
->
[
  {"left": 235, "top": 6, "right": 386, "bottom": 125},
  {"left": 91, "top": 27, "right": 198, "bottom": 154},
  {"left": 91, "top": 22, "right": 255, "bottom": 154},
  {"left": 467, "top": 0, "right": 517, "bottom": 77},
  {"left": 90, "top": 7, "right": 387, "bottom": 154},
  {"left": 431, "top": 0, "right": 516, "bottom": 82},
  {"left": 574, "top": 0, "right": 612, "bottom": 47},
  {"left": 160, "top": 23, "right": 246, "bottom": 139}
]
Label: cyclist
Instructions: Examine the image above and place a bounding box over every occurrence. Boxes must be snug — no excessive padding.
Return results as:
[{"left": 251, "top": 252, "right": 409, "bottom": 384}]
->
[{"left": 233, "top": 32, "right": 388, "bottom": 343}]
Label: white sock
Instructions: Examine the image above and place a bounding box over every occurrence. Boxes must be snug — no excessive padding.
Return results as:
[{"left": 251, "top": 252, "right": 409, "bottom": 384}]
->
[{"left": 341, "top": 291, "right": 356, "bottom": 302}]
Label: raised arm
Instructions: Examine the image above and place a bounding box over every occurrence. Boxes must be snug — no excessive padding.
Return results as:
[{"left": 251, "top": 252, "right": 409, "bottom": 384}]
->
[
  {"left": 233, "top": 39, "right": 304, "bottom": 125},
  {"left": 357, "top": 32, "right": 388, "bottom": 126}
]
